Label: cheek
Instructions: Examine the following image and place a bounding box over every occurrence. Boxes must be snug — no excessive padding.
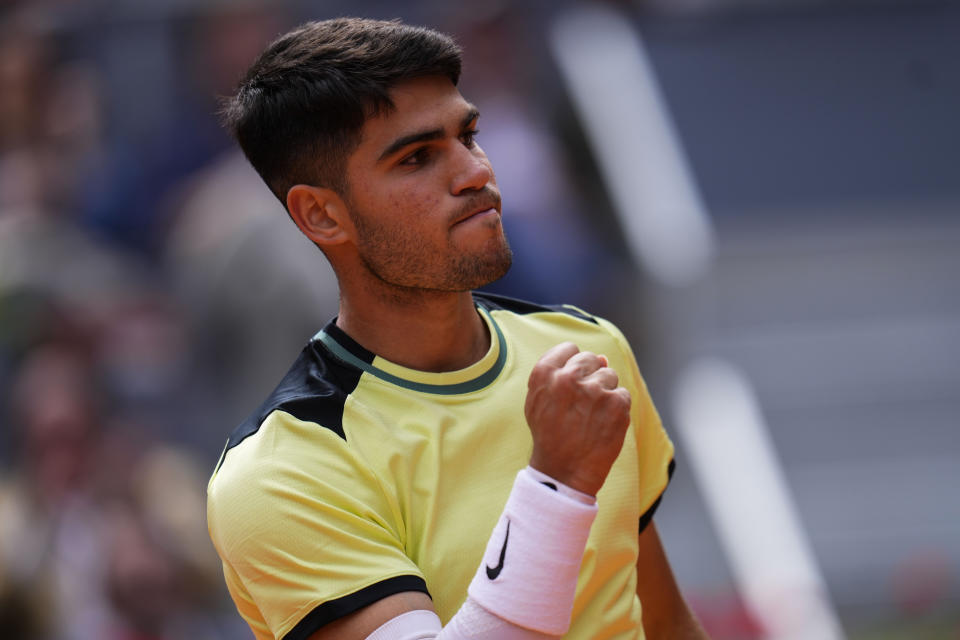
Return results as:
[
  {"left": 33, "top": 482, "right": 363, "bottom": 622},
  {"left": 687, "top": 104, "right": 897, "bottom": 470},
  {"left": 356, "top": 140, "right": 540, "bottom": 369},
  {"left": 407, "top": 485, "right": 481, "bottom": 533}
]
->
[{"left": 387, "top": 185, "right": 444, "bottom": 225}]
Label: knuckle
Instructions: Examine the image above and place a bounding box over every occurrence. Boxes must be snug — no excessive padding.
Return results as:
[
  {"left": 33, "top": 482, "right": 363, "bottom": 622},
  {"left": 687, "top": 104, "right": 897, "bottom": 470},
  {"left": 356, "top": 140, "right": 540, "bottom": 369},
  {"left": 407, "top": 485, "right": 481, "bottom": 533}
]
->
[
  {"left": 555, "top": 368, "right": 579, "bottom": 387},
  {"left": 594, "top": 367, "right": 618, "bottom": 388},
  {"left": 580, "top": 380, "right": 603, "bottom": 400},
  {"left": 601, "top": 388, "right": 629, "bottom": 412}
]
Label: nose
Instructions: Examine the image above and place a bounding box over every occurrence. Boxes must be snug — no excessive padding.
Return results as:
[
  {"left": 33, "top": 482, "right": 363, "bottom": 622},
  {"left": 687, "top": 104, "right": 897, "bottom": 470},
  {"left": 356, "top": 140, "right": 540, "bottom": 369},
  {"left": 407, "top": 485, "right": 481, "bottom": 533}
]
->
[{"left": 450, "top": 145, "right": 494, "bottom": 195}]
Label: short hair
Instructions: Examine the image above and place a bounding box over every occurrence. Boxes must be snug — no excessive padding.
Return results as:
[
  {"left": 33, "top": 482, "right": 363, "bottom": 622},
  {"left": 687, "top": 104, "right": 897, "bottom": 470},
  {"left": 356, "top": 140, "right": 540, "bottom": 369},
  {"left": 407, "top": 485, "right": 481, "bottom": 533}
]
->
[{"left": 221, "top": 17, "right": 462, "bottom": 205}]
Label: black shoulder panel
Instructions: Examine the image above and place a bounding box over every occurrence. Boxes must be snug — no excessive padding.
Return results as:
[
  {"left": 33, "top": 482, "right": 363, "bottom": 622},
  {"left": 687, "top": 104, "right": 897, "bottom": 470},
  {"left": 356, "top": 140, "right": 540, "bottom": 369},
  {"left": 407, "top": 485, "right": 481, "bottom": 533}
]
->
[
  {"left": 547, "top": 303, "right": 598, "bottom": 324},
  {"left": 221, "top": 324, "right": 366, "bottom": 457},
  {"left": 473, "top": 291, "right": 598, "bottom": 324}
]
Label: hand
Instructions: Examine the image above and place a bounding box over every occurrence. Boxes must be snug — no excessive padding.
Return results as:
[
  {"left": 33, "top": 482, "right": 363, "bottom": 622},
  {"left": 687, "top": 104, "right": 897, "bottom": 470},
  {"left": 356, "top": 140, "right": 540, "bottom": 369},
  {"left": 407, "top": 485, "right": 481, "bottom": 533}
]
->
[{"left": 524, "top": 342, "right": 632, "bottom": 496}]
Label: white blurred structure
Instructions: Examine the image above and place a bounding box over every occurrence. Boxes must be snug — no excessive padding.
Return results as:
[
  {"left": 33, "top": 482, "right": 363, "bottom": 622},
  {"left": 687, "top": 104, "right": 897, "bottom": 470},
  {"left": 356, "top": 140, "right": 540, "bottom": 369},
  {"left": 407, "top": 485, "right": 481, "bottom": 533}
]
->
[
  {"left": 674, "top": 359, "right": 845, "bottom": 640},
  {"left": 551, "top": 6, "right": 851, "bottom": 638},
  {"left": 549, "top": 5, "right": 713, "bottom": 288}
]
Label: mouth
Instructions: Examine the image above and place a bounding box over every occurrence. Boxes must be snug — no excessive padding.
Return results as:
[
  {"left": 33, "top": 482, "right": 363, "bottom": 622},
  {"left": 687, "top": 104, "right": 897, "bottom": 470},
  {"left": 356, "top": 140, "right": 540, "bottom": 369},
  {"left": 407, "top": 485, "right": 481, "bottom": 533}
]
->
[
  {"left": 454, "top": 207, "right": 499, "bottom": 226},
  {"left": 452, "top": 198, "right": 501, "bottom": 226}
]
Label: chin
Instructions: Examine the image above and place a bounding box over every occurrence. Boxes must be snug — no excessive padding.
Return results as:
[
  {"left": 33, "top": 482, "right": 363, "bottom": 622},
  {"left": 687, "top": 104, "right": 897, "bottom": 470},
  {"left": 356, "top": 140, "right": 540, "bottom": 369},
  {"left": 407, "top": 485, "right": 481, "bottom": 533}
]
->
[{"left": 460, "top": 247, "right": 513, "bottom": 290}]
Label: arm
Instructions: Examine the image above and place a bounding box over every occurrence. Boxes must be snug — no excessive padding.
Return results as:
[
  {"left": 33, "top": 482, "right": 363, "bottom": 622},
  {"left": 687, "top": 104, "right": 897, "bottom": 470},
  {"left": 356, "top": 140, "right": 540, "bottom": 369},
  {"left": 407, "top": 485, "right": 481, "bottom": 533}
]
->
[
  {"left": 636, "top": 522, "right": 709, "bottom": 639},
  {"left": 305, "top": 343, "right": 631, "bottom": 639}
]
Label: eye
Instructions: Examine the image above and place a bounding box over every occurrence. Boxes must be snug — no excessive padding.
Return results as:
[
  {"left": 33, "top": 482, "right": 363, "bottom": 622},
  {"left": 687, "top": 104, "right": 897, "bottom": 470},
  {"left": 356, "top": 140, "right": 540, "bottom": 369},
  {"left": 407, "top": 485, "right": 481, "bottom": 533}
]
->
[
  {"left": 461, "top": 129, "right": 480, "bottom": 148},
  {"left": 399, "top": 147, "right": 431, "bottom": 166}
]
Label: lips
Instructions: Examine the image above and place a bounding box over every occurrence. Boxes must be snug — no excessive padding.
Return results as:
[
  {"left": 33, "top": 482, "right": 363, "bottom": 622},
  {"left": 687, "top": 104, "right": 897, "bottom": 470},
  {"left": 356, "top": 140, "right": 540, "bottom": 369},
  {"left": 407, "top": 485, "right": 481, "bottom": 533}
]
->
[
  {"left": 452, "top": 194, "right": 502, "bottom": 226},
  {"left": 455, "top": 208, "right": 498, "bottom": 226}
]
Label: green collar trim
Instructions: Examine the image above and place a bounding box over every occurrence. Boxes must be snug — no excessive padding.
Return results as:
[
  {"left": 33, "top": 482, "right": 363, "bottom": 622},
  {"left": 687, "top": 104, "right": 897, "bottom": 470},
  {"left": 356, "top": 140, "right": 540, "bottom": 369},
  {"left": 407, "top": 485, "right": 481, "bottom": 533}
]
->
[{"left": 315, "top": 307, "right": 507, "bottom": 395}]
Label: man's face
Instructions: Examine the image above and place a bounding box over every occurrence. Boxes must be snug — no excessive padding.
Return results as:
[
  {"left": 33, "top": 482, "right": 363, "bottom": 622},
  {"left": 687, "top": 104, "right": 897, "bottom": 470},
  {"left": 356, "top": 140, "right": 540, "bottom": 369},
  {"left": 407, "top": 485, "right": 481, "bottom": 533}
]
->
[{"left": 341, "top": 75, "right": 512, "bottom": 292}]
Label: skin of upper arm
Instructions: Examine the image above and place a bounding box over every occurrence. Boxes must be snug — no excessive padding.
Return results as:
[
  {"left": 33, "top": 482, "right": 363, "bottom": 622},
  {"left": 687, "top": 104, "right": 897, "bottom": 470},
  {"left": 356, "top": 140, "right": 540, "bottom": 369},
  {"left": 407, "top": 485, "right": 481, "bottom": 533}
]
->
[
  {"left": 306, "top": 591, "right": 435, "bottom": 640},
  {"left": 636, "top": 523, "right": 709, "bottom": 639}
]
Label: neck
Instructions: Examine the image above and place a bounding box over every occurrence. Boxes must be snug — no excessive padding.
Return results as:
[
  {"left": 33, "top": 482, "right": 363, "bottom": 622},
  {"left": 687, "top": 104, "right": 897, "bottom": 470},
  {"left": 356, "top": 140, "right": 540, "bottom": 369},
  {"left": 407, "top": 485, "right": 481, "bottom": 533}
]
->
[{"left": 336, "top": 287, "right": 489, "bottom": 373}]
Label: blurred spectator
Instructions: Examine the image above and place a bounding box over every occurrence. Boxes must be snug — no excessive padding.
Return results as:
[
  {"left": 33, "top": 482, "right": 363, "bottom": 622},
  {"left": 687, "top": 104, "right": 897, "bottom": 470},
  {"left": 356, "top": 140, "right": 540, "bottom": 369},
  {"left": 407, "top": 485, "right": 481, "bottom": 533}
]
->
[
  {"left": 79, "top": 4, "right": 288, "bottom": 260},
  {"left": 163, "top": 5, "right": 340, "bottom": 431},
  {"left": 0, "top": 341, "right": 112, "bottom": 640},
  {"left": 165, "top": 150, "right": 340, "bottom": 432},
  {"left": 0, "top": 10, "right": 236, "bottom": 636},
  {"left": 102, "top": 446, "right": 224, "bottom": 640},
  {"left": 0, "top": 15, "right": 152, "bottom": 463},
  {"left": 0, "top": 342, "right": 228, "bottom": 640},
  {"left": 0, "top": 16, "right": 51, "bottom": 153},
  {"left": 0, "top": 6, "right": 147, "bottom": 368}
]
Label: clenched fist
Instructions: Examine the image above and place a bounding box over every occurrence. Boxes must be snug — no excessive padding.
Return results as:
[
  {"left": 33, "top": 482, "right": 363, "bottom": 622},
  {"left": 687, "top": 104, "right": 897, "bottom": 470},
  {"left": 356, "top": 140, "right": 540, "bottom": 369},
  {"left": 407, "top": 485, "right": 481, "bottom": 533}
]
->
[{"left": 525, "top": 342, "right": 632, "bottom": 497}]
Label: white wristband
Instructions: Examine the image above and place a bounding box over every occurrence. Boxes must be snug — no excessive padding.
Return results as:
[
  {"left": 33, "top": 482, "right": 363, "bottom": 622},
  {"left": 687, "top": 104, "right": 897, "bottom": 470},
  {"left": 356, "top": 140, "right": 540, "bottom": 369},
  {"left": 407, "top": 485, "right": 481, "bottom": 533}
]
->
[
  {"left": 365, "top": 602, "right": 550, "bottom": 640},
  {"left": 466, "top": 468, "right": 598, "bottom": 635},
  {"left": 525, "top": 466, "right": 597, "bottom": 505}
]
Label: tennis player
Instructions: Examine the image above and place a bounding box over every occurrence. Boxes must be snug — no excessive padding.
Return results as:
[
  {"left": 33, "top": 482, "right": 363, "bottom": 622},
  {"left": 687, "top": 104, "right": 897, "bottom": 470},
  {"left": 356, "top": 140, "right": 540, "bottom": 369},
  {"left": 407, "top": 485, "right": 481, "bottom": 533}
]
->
[{"left": 206, "top": 17, "right": 707, "bottom": 640}]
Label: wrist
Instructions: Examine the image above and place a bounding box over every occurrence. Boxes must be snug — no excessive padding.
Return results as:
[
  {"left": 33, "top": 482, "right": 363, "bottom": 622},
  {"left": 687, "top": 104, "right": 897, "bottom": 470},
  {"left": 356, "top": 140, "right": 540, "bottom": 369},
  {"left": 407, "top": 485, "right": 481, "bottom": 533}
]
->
[
  {"left": 528, "top": 456, "right": 603, "bottom": 497},
  {"left": 525, "top": 466, "right": 596, "bottom": 505}
]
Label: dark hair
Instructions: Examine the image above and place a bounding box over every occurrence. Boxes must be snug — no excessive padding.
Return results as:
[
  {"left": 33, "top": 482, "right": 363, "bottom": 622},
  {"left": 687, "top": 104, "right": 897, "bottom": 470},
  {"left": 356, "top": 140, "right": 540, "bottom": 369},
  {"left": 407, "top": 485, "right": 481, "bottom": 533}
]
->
[{"left": 221, "top": 17, "right": 462, "bottom": 205}]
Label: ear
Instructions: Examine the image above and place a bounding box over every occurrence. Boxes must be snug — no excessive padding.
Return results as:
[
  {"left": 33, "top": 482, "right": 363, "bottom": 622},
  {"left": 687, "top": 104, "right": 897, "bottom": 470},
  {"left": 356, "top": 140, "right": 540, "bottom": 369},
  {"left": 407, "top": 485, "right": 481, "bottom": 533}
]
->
[{"left": 286, "top": 184, "right": 352, "bottom": 247}]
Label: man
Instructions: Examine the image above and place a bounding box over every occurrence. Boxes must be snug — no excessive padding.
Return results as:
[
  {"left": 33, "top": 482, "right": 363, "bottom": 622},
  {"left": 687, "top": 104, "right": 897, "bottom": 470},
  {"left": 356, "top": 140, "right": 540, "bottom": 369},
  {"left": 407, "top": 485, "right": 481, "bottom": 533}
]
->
[{"left": 207, "top": 17, "right": 707, "bottom": 640}]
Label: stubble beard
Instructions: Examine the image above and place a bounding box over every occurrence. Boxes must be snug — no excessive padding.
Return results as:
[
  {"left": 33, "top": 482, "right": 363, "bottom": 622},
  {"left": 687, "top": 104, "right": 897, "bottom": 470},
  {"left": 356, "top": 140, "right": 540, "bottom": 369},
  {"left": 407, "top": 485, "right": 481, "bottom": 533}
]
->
[{"left": 351, "top": 207, "right": 513, "bottom": 294}]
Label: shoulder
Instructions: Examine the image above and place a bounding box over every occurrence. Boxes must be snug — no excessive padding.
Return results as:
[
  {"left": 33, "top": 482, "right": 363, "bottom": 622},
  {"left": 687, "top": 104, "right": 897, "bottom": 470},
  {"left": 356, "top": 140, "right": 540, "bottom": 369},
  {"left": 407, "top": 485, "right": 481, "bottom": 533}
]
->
[
  {"left": 219, "top": 325, "right": 364, "bottom": 459},
  {"left": 206, "top": 335, "right": 394, "bottom": 556},
  {"left": 207, "top": 324, "right": 376, "bottom": 518}
]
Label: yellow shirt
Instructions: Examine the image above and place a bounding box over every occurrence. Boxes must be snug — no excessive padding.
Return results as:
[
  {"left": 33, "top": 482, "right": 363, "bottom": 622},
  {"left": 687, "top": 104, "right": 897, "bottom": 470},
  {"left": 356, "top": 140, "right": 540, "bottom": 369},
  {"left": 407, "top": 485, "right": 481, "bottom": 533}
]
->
[{"left": 207, "top": 293, "right": 674, "bottom": 639}]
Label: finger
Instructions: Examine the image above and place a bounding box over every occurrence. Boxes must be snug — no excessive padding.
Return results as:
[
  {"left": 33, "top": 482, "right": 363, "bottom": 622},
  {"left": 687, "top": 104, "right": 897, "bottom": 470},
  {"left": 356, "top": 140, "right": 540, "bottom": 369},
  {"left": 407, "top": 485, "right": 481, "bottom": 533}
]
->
[
  {"left": 565, "top": 351, "right": 605, "bottom": 378},
  {"left": 536, "top": 342, "right": 580, "bottom": 370},
  {"left": 583, "top": 366, "right": 619, "bottom": 390},
  {"left": 613, "top": 386, "right": 632, "bottom": 408}
]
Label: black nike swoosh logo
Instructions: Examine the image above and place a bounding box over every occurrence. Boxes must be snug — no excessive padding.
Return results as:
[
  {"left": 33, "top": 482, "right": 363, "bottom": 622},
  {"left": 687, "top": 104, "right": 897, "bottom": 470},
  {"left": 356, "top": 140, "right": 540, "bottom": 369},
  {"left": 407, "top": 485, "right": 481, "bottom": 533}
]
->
[{"left": 485, "top": 519, "right": 510, "bottom": 580}]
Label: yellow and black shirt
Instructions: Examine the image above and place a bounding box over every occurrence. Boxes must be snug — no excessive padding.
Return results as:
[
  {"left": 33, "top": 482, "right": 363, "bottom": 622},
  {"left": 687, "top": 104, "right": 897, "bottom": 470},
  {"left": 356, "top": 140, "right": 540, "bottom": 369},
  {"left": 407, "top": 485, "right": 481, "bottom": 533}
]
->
[{"left": 207, "top": 292, "right": 675, "bottom": 640}]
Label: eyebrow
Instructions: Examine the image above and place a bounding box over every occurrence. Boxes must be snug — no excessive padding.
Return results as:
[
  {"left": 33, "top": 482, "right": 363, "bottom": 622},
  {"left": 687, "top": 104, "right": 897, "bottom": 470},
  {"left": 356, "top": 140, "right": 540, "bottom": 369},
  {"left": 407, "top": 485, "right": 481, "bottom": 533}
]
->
[{"left": 377, "top": 106, "right": 480, "bottom": 162}]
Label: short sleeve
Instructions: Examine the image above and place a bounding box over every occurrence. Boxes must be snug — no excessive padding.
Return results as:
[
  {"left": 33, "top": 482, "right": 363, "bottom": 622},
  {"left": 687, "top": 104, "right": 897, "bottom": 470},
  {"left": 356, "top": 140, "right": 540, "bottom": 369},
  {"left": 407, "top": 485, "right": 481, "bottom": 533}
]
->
[
  {"left": 596, "top": 317, "right": 675, "bottom": 533},
  {"left": 207, "top": 409, "right": 427, "bottom": 639}
]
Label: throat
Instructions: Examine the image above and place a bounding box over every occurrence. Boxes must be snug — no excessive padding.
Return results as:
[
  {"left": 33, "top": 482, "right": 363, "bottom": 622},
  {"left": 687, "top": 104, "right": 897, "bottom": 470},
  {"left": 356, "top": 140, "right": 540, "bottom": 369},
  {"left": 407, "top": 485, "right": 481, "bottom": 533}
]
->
[{"left": 336, "top": 293, "right": 491, "bottom": 373}]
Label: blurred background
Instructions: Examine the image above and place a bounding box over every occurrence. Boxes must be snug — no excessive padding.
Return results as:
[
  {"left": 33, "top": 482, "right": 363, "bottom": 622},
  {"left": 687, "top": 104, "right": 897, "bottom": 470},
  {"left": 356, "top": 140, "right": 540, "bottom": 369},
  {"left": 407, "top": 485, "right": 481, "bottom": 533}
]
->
[{"left": 0, "top": 0, "right": 957, "bottom": 638}]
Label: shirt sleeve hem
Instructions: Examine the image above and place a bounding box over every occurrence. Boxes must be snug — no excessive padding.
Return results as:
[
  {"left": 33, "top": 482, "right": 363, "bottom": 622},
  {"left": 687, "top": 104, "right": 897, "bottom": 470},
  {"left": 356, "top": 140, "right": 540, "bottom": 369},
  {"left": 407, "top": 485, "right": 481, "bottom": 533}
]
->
[
  {"left": 282, "top": 575, "right": 430, "bottom": 640},
  {"left": 637, "top": 458, "right": 676, "bottom": 534}
]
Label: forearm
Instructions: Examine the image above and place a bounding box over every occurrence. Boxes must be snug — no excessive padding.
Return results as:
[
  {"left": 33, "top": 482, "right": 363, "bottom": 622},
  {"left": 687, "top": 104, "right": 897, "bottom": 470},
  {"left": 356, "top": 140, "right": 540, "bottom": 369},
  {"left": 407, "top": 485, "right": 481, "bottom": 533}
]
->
[
  {"left": 643, "top": 607, "right": 709, "bottom": 640},
  {"left": 636, "top": 523, "right": 710, "bottom": 640}
]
